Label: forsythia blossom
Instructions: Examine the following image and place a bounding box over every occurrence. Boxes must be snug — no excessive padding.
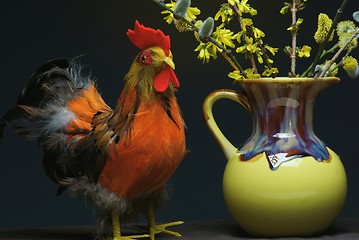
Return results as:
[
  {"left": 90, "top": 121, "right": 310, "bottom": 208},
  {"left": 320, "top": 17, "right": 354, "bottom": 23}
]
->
[
  {"left": 262, "top": 67, "right": 279, "bottom": 77},
  {"left": 243, "top": 68, "right": 261, "bottom": 78},
  {"left": 213, "top": 24, "right": 236, "bottom": 49},
  {"left": 228, "top": 70, "right": 244, "bottom": 80},
  {"left": 194, "top": 42, "right": 217, "bottom": 63},
  {"left": 215, "top": 4, "right": 233, "bottom": 23},
  {"left": 297, "top": 45, "right": 311, "bottom": 58}
]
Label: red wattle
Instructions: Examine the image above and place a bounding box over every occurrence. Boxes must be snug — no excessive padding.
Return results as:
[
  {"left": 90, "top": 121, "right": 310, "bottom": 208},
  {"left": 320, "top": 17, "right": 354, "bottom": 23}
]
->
[
  {"left": 154, "top": 67, "right": 180, "bottom": 92},
  {"left": 154, "top": 68, "right": 170, "bottom": 92}
]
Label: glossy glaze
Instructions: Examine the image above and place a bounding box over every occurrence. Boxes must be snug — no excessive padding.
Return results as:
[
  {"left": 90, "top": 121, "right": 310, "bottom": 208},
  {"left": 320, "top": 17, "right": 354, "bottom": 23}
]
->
[
  {"left": 224, "top": 149, "right": 346, "bottom": 237},
  {"left": 203, "top": 77, "right": 347, "bottom": 237}
]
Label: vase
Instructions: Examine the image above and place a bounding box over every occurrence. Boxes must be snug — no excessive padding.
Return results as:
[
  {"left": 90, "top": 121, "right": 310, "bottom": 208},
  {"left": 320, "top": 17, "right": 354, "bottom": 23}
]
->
[{"left": 202, "top": 77, "right": 347, "bottom": 237}]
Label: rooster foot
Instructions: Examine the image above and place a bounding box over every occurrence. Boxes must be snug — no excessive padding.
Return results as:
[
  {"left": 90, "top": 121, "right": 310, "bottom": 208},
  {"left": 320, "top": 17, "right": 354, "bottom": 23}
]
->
[
  {"left": 149, "top": 221, "right": 184, "bottom": 240},
  {"left": 116, "top": 234, "right": 150, "bottom": 240},
  {"left": 104, "top": 234, "right": 149, "bottom": 240}
]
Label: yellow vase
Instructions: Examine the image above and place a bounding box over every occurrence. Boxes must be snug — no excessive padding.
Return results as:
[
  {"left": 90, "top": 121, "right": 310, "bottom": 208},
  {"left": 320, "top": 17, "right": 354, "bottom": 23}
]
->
[{"left": 203, "top": 77, "right": 347, "bottom": 237}]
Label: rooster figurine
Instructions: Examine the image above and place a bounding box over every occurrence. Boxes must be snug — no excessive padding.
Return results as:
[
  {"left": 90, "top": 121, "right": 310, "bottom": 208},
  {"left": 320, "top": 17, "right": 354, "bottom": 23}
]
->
[{"left": 0, "top": 21, "right": 186, "bottom": 240}]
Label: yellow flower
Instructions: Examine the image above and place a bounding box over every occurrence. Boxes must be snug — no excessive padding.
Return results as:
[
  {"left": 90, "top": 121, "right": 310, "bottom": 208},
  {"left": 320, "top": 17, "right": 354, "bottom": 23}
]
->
[
  {"left": 287, "top": 18, "right": 303, "bottom": 31},
  {"left": 194, "top": 42, "right": 217, "bottom": 63},
  {"left": 187, "top": 4, "right": 201, "bottom": 20},
  {"left": 235, "top": 36, "right": 261, "bottom": 56},
  {"left": 236, "top": 45, "right": 246, "bottom": 53},
  {"left": 343, "top": 56, "right": 358, "bottom": 72},
  {"left": 252, "top": 27, "right": 265, "bottom": 39},
  {"left": 228, "top": 0, "right": 240, "bottom": 6},
  {"left": 280, "top": 3, "right": 290, "bottom": 15},
  {"left": 237, "top": 0, "right": 250, "bottom": 14},
  {"left": 244, "top": 68, "right": 261, "bottom": 78},
  {"left": 213, "top": 24, "right": 236, "bottom": 48},
  {"left": 161, "top": 1, "right": 177, "bottom": 24},
  {"left": 342, "top": 56, "right": 359, "bottom": 78},
  {"left": 336, "top": 20, "right": 356, "bottom": 37},
  {"left": 245, "top": 37, "right": 257, "bottom": 53},
  {"left": 314, "top": 13, "right": 333, "bottom": 43},
  {"left": 228, "top": 70, "right": 245, "bottom": 80},
  {"left": 262, "top": 67, "right": 279, "bottom": 77},
  {"left": 265, "top": 45, "right": 278, "bottom": 56},
  {"left": 297, "top": 45, "right": 312, "bottom": 58},
  {"left": 233, "top": 31, "right": 244, "bottom": 43},
  {"left": 215, "top": 4, "right": 233, "bottom": 23},
  {"left": 228, "top": 0, "right": 257, "bottom": 16},
  {"left": 242, "top": 18, "right": 253, "bottom": 29}
]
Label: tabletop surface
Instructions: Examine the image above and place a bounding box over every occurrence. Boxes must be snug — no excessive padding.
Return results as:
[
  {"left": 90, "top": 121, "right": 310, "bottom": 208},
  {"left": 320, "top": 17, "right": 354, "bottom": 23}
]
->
[{"left": 1, "top": 219, "right": 359, "bottom": 239}]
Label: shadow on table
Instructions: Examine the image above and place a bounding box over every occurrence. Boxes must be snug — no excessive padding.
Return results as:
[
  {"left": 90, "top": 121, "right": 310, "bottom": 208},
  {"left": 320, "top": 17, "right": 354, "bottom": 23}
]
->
[
  {"left": 1, "top": 219, "right": 359, "bottom": 239},
  {"left": 0, "top": 226, "right": 94, "bottom": 240}
]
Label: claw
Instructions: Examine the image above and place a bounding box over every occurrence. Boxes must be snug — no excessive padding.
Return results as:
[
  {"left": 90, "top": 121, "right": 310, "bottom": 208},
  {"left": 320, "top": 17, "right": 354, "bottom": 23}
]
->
[
  {"left": 103, "top": 235, "right": 149, "bottom": 240},
  {"left": 147, "top": 204, "right": 183, "bottom": 240},
  {"left": 149, "top": 221, "right": 184, "bottom": 239},
  {"left": 110, "top": 211, "right": 149, "bottom": 240}
]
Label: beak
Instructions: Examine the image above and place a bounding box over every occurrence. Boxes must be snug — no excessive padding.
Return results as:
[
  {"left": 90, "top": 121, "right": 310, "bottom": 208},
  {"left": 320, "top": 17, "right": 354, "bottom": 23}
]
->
[{"left": 164, "top": 57, "right": 175, "bottom": 70}]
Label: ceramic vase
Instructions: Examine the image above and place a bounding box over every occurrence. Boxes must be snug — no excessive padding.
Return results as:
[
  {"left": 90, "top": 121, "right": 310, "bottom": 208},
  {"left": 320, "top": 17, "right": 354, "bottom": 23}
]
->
[{"left": 202, "top": 77, "right": 347, "bottom": 237}]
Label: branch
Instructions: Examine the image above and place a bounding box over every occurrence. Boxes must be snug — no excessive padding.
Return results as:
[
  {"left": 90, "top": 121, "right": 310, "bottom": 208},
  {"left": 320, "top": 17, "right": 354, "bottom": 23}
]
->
[
  {"left": 230, "top": 3, "right": 258, "bottom": 73},
  {"left": 318, "top": 27, "right": 359, "bottom": 78},
  {"left": 302, "top": 0, "right": 350, "bottom": 77},
  {"left": 151, "top": 0, "right": 247, "bottom": 77},
  {"left": 290, "top": 0, "right": 298, "bottom": 77}
]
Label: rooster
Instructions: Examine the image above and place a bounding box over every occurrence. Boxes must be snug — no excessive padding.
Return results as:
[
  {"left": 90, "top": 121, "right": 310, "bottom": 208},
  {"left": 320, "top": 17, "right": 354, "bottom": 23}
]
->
[{"left": 0, "top": 21, "right": 186, "bottom": 240}]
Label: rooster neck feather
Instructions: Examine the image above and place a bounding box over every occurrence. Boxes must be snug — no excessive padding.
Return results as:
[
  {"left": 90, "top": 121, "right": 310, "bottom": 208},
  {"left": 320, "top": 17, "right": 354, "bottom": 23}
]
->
[{"left": 122, "top": 60, "right": 175, "bottom": 104}]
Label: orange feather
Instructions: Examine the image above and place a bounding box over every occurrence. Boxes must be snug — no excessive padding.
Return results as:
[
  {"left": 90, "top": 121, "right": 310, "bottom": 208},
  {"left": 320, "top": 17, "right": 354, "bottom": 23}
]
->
[
  {"left": 67, "top": 84, "right": 111, "bottom": 141},
  {"left": 100, "top": 96, "right": 186, "bottom": 200}
]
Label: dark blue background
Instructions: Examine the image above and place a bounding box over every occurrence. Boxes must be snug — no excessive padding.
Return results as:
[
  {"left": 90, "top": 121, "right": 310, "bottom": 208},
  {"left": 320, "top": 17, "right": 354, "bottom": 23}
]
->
[{"left": 0, "top": 0, "right": 358, "bottom": 228}]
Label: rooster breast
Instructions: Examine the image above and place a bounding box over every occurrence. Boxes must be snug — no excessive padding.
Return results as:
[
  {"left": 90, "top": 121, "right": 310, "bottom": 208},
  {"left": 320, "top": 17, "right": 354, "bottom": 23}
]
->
[{"left": 99, "top": 96, "right": 186, "bottom": 200}]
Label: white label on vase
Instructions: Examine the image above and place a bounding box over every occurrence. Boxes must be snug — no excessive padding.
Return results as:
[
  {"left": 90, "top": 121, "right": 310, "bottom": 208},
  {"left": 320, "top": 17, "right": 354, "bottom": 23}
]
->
[
  {"left": 267, "top": 97, "right": 299, "bottom": 108},
  {"left": 268, "top": 153, "right": 303, "bottom": 169}
]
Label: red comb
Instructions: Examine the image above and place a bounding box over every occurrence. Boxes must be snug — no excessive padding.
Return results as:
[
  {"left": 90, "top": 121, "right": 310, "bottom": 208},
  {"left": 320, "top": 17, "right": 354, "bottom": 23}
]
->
[{"left": 127, "top": 20, "right": 171, "bottom": 56}]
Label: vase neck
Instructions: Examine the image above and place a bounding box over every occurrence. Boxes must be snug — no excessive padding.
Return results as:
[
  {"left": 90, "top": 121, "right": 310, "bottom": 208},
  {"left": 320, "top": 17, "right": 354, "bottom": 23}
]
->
[{"left": 239, "top": 80, "right": 332, "bottom": 170}]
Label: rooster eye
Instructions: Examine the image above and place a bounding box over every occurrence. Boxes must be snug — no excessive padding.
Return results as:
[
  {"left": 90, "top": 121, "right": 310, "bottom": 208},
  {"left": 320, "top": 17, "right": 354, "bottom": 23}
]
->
[{"left": 139, "top": 51, "right": 152, "bottom": 65}]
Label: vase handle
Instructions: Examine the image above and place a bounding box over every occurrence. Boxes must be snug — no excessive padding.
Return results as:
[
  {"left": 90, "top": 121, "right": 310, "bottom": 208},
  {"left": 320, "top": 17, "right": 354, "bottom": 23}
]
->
[{"left": 202, "top": 89, "right": 251, "bottom": 160}]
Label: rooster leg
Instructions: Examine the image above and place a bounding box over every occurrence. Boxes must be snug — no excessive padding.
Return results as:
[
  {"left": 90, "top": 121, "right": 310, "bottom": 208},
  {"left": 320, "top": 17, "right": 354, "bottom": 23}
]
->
[
  {"left": 147, "top": 204, "right": 184, "bottom": 240},
  {"left": 110, "top": 211, "right": 149, "bottom": 240}
]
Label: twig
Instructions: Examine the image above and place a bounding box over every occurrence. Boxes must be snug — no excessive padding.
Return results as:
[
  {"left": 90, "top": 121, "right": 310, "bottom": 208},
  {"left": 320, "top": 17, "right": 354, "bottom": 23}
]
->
[
  {"left": 230, "top": 4, "right": 258, "bottom": 73},
  {"left": 151, "top": 0, "right": 247, "bottom": 77},
  {"left": 318, "top": 27, "right": 359, "bottom": 77},
  {"left": 290, "top": 0, "right": 298, "bottom": 77},
  {"left": 302, "top": 0, "right": 350, "bottom": 77},
  {"left": 246, "top": 26, "right": 273, "bottom": 69}
]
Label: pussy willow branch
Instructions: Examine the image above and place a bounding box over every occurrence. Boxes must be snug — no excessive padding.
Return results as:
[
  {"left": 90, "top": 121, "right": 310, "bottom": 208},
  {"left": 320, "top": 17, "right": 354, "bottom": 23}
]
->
[
  {"left": 151, "top": 0, "right": 247, "bottom": 77},
  {"left": 290, "top": 0, "right": 298, "bottom": 77},
  {"left": 301, "top": 0, "right": 350, "bottom": 77},
  {"left": 326, "top": 51, "right": 349, "bottom": 76},
  {"left": 318, "top": 27, "right": 359, "bottom": 78}
]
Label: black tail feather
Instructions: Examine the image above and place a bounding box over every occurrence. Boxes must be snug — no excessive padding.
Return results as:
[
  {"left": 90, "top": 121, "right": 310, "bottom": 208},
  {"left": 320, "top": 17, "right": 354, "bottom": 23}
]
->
[{"left": 1, "top": 57, "right": 108, "bottom": 187}]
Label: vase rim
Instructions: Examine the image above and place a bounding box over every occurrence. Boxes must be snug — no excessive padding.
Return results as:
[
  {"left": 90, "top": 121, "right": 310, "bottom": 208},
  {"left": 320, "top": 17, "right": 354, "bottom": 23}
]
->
[{"left": 236, "top": 76, "right": 340, "bottom": 84}]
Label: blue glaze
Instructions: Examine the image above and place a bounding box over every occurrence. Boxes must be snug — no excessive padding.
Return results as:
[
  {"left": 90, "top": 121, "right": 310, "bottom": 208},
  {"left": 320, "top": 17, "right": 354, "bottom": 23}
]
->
[{"left": 237, "top": 80, "right": 333, "bottom": 170}]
